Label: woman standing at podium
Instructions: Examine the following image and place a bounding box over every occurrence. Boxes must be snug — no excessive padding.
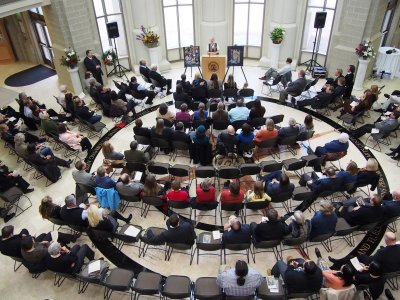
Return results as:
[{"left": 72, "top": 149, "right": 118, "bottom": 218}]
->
[{"left": 208, "top": 37, "right": 219, "bottom": 55}]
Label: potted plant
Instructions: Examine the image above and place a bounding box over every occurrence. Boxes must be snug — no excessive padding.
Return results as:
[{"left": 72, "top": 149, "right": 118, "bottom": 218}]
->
[
  {"left": 136, "top": 25, "right": 160, "bottom": 48},
  {"left": 102, "top": 49, "right": 117, "bottom": 66},
  {"left": 60, "top": 47, "right": 80, "bottom": 68},
  {"left": 355, "top": 40, "right": 376, "bottom": 60},
  {"left": 270, "top": 26, "right": 285, "bottom": 44}
]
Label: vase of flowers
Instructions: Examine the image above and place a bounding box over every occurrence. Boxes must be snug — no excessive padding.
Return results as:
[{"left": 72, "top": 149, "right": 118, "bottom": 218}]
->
[
  {"left": 102, "top": 49, "right": 117, "bottom": 66},
  {"left": 60, "top": 47, "right": 79, "bottom": 68},
  {"left": 270, "top": 26, "right": 285, "bottom": 44},
  {"left": 136, "top": 25, "right": 160, "bottom": 48},
  {"left": 355, "top": 40, "right": 376, "bottom": 60}
]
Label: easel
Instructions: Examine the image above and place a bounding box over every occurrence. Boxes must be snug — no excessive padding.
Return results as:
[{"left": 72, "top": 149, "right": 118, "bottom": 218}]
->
[
  {"left": 299, "top": 27, "right": 323, "bottom": 73},
  {"left": 106, "top": 38, "right": 129, "bottom": 81},
  {"left": 223, "top": 65, "right": 248, "bottom": 83},
  {"left": 184, "top": 65, "right": 202, "bottom": 78}
]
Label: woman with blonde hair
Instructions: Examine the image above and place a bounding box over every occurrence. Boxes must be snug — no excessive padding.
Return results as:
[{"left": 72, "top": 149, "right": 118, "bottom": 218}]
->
[
  {"left": 353, "top": 158, "right": 380, "bottom": 192},
  {"left": 246, "top": 180, "right": 271, "bottom": 216},
  {"left": 254, "top": 118, "right": 278, "bottom": 143},
  {"left": 285, "top": 210, "right": 309, "bottom": 239},
  {"left": 337, "top": 161, "right": 358, "bottom": 184},
  {"left": 224, "top": 74, "right": 238, "bottom": 90},
  {"left": 309, "top": 199, "right": 337, "bottom": 240},
  {"left": 87, "top": 204, "right": 132, "bottom": 232},
  {"left": 102, "top": 141, "right": 124, "bottom": 160}
]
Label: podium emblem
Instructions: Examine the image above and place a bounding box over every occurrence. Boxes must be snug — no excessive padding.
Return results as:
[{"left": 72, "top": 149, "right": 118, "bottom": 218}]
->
[{"left": 208, "top": 61, "right": 219, "bottom": 72}]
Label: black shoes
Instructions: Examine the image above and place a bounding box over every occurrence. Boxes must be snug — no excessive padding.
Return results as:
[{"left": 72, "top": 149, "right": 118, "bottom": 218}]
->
[
  {"left": 24, "top": 188, "right": 34, "bottom": 194},
  {"left": 328, "top": 256, "right": 337, "bottom": 263},
  {"left": 125, "top": 213, "right": 133, "bottom": 224},
  {"left": 384, "top": 93, "right": 390, "bottom": 98},
  {"left": 315, "top": 247, "right": 322, "bottom": 258}
]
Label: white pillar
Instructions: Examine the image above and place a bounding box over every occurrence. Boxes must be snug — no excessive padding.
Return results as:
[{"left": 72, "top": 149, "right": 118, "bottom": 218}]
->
[
  {"left": 67, "top": 67, "right": 83, "bottom": 95},
  {"left": 148, "top": 46, "right": 160, "bottom": 66},
  {"left": 353, "top": 58, "right": 370, "bottom": 91},
  {"left": 269, "top": 43, "right": 281, "bottom": 69}
]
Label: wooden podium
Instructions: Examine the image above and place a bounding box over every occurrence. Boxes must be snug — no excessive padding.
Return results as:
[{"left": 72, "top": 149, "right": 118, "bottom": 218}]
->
[{"left": 201, "top": 55, "right": 226, "bottom": 80}]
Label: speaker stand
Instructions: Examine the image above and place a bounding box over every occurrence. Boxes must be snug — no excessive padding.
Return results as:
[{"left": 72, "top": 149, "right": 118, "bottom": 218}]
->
[
  {"left": 299, "top": 27, "right": 323, "bottom": 74},
  {"left": 106, "top": 38, "right": 129, "bottom": 81}
]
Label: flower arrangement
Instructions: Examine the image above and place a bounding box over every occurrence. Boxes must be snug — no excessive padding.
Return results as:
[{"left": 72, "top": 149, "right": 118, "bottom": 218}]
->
[
  {"left": 60, "top": 47, "right": 79, "bottom": 68},
  {"left": 355, "top": 40, "right": 376, "bottom": 59},
  {"left": 270, "top": 26, "right": 285, "bottom": 44},
  {"left": 136, "top": 25, "right": 160, "bottom": 48},
  {"left": 102, "top": 49, "right": 117, "bottom": 66}
]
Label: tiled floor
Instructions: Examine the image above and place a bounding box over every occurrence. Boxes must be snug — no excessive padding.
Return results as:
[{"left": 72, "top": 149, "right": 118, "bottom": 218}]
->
[{"left": 0, "top": 60, "right": 399, "bottom": 299}]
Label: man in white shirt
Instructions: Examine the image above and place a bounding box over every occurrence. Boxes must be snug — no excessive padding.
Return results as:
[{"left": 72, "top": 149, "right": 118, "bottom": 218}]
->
[{"left": 260, "top": 57, "right": 293, "bottom": 86}]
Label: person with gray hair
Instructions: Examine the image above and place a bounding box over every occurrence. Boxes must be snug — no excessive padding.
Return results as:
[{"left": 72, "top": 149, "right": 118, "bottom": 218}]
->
[
  {"left": 124, "top": 140, "right": 150, "bottom": 164},
  {"left": 314, "top": 132, "right": 349, "bottom": 159},
  {"left": 14, "top": 132, "right": 54, "bottom": 158},
  {"left": 45, "top": 241, "right": 96, "bottom": 274},
  {"left": 116, "top": 173, "right": 144, "bottom": 198},
  {"left": 148, "top": 64, "right": 172, "bottom": 94},
  {"left": 278, "top": 117, "right": 299, "bottom": 141},
  {"left": 60, "top": 194, "right": 88, "bottom": 227},
  {"left": 284, "top": 211, "right": 309, "bottom": 239},
  {"left": 191, "top": 177, "right": 217, "bottom": 209},
  {"left": 95, "top": 165, "right": 116, "bottom": 189},
  {"left": 309, "top": 199, "right": 337, "bottom": 240}
]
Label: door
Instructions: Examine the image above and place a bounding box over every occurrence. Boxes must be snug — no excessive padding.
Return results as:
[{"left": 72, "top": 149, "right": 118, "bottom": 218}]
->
[
  {"left": 0, "top": 19, "right": 16, "bottom": 64},
  {"left": 29, "top": 7, "right": 54, "bottom": 68}
]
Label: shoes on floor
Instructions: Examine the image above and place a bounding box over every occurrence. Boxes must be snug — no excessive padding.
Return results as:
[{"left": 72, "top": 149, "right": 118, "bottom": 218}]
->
[{"left": 315, "top": 247, "right": 322, "bottom": 258}]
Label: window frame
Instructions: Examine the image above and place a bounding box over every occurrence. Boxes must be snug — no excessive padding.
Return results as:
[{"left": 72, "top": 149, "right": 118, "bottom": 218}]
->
[
  {"left": 162, "top": 0, "right": 195, "bottom": 60},
  {"left": 92, "top": 0, "right": 129, "bottom": 58},
  {"left": 232, "top": 0, "right": 265, "bottom": 58}
]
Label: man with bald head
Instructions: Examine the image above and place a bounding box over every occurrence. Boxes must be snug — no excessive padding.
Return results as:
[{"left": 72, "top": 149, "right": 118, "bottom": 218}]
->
[
  {"left": 382, "top": 188, "right": 400, "bottom": 219},
  {"left": 222, "top": 218, "right": 252, "bottom": 245},
  {"left": 116, "top": 173, "right": 144, "bottom": 198},
  {"left": 217, "top": 125, "right": 239, "bottom": 156},
  {"left": 124, "top": 140, "right": 150, "bottom": 164}
]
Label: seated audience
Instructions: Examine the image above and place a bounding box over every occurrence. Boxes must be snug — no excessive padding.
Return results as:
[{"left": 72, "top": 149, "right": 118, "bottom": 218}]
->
[
  {"left": 248, "top": 99, "right": 266, "bottom": 120},
  {"left": 151, "top": 119, "right": 173, "bottom": 151},
  {"left": 237, "top": 123, "right": 254, "bottom": 144},
  {"left": 58, "top": 123, "right": 92, "bottom": 152},
  {"left": 0, "top": 225, "right": 29, "bottom": 257},
  {"left": 72, "top": 160, "right": 96, "bottom": 187},
  {"left": 224, "top": 74, "right": 238, "bottom": 90},
  {"left": 192, "top": 72, "right": 207, "bottom": 88},
  {"left": 26, "top": 143, "right": 71, "bottom": 168},
  {"left": 216, "top": 260, "right": 263, "bottom": 297},
  {"left": 212, "top": 102, "right": 229, "bottom": 122},
  {"left": 0, "top": 123, "right": 45, "bottom": 146},
  {"left": 382, "top": 188, "right": 400, "bottom": 219},
  {"left": 339, "top": 194, "right": 384, "bottom": 227},
  {"left": 297, "top": 85, "right": 334, "bottom": 109},
  {"left": 285, "top": 211, "right": 309, "bottom": 239},
  {"left": 45, "top": 241, "right": 95, "bottom": 274},
  {"left": 353, "top": 158, "right": 380, "bottom": 192},
  {"left": 124, "top": 140, "right": 150, "bottom": 164},
  {"left": 378, "top": 90, "right": 400, "bottom": 111},
  {"left": 299, "top": 115, "right": 314, "bottom": 133},
  {"left": 176, "top": 74, "right": 192, "bottom": 94},
  {"left": 128, "top": 76, "right": 155, "bottom": 105},
  {"left": 309, "top": 200, "right": 337, "bottom": 240},
  {"left": 0, "top": 160, "right": 33, "bottom": 194},
  {"left": 246, "top": 180, "right": 271, "bottom": 203},
  {"left": 351, "top": 111, "right": 399, "bottom": 138},
  {"left": 340, "top": 90, "right": 374, "bottom": 116},
  {"left": 191, "top": 178, "right": 217, "bottom": 209},
  {"left": 189, "top": 125, "right": 213, "bottom": 166},
  {"left": 74, "top": 98, "right": 102, "bottom": 124},
  {"left": 207, "top": 73, "right": 223, "bottom": 91},
  {"left": 343, "top": 65, "right": 355, "bottom": 98},
  {"left": 271, "top": 258, "right": 322, "bottom": 294},
  {"left": 175, "top": 103, "right": 191, "bottom": 123},
  {"left": 87, "top": 204, "right": 131, "bottom": 232},
  {"left": 139, "top": 59, "right": 152, "bottom": 83},
  {"left": 39, "top": 196, "right": 62, "bottom": 220},
  {"left": 14, "top": 133, "right": 54, "bottom": 159},
  {"left": 217, "top": 125, "right": 239, "bottom": 156},
  {"left": 222, "top": 218, "right": 251, "bottom": 244},
  {"left": 262, "top": 171, "right": 295, "bottom": 197},
  {"left": 172, "top": 122, "right": 191, "bottom": 144},
  {"left": 157, "top": 103, "right": 175, "bottom": 124},
  {"left": 84, "top": 71, "right": 100, "bottom": 93},
  {"left": 324, "top": 68, "right": 344, "bottom": 88},
  {"left": 39, "top": 110, "right": 59, "bottom": 137},
  {"left": 260, "top": 57, "right": 292, "bottom": 86},
  {"left": 166, "top": 179, "right": 189, "bottom": 203},
  {"left": 95, "top": 166, "right": 116, "bottom": 189},
  {"left": 278, "top": 117, "right": 299, "bottom": 140},
  {"left": 133, "top": 118, "right": 151, "bottom": 138},
  {"left": 299, "top": 167, "right": 343, "bottom": 196},
  {"left": 336, "top": 161, "right": 358, "bottom": 185},
  {"left": 149, "top": 64, "right": 172, "bottom": 95},
  {"left": 60, "top": 194, "right": 88, "bottom": 227},
  {"left": 228, "top": 99, "right": 250, "bottom": 122},
  {"left": 173, "top": 84, "right": 191, "bottom": 106},
  {"left": 110, "top": 90, "right": 136, "bottom": 116},
  {"left": 251, "top": 208, "right": 289, "bottom": 242},
  {"left": 147, "top": 213, "right": 196, "bottom": 244},
  {"left": 314, "top": 132, "right": 349, "bottom": 157},
  {"left": 102, "top": 141, "right": 124, "bottom": 161},
  {"left": 192, "top": 102, "right": 208, "bottom": 122},
  {"left": 97, "top": 85, "right": 111, "bottom": 106},
  {"left": 386, "top": 144, "right": 400, "bottom": 160},
  {"left": 254, "top": 118, "right": 278, "bottom": 143},
  {"left": 140, "top": 175, "right": 168, "bottom": 202},
  {"left": 279, "top": 70, "right": 307, "bottom": 104},
  {"left": 116, "top": 173, "right": 143, "bottom": 198},
  {"left": 220, "top": 181, "right": 244, "bottom": 204}
]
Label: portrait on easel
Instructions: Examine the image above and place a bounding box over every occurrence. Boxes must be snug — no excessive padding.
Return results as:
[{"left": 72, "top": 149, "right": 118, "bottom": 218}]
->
[
  {"left": 183, "top": 46, "right": 200, "bottom": 67},
  {"left": 227, "top": 46, "right": 244, "bottom": 67}
]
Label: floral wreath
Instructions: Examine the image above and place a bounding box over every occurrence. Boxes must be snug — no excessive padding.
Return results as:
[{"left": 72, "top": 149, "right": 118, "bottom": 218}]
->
[{"left": 102, "top": 49, "right": 117, "bottom": 66}]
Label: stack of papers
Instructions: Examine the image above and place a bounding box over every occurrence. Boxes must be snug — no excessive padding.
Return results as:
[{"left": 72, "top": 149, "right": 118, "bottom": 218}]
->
[
  {"left": 212, "top": 230, "right": 221, "bottom": 240},
  {"left": 202, "top": 234, "right": 211, "bottom": 243},
  {"left": 371, "top": 128, "right": 380, "bottom": 134},
  {"left": 133, "top": 171, "right": 142, "bottom": 182},
  {"left": 266, "top": 276, "right": 279, "bottom": 293},
  {"left": 88, "top": 260, "right": 101, "bottom": 274},
  {"left": 124, "top": 225, "right": 141, "bottom": 237},
  {"left": 350, "top": 257, "right": 364, "bottom": 272}
]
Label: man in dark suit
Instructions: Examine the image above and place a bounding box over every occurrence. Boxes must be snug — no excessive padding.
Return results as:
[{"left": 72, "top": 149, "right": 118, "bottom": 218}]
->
[
  {"left": 278, "top": 117, "right": 300, "bottom": 141},
  {"left": 222, "top": 219, "right": 252, "bottom": 244},
  {"left": 251, "top": 208, "right": 289, "bottom": 242},
  {"left": 340, "top": 194, "right": 384, "bottom": 227},
  {"left": 279, "top": 70, "right": 307, "bottom": 104},
  {"left": 176, "top": 74, "right": 192, "bottom": 95},
  {"left": 299, "top": 167, "right": 343, "bottom": 196},
  {"left": 0, "top": 225, "right": 29, "bottom": 257},
  {"left": 83, "top": 50, "right": 103, "bottom": 85},
  {"left": 139, "top": 59, "right": 151, "bottom": 83},
  {"left": 351, "top": 111, "right": 399, "bottom": 139},
  {"left": 60, "top": 194, "right": 88, "bottom": 227},
  {"left": 172, "top": 122, "right": 191, "bottom": 144},
  {"left": 263, "top": 171, "right": 295, "bottom": 197},
  {"left": 128, "top": 76, "right": 155, "bottom": 105},
  {"left": 149, "top": 65, "right": 172, "bottom": 95},
  {"left": 72, "top": 160, "right": 95, "bottom": 204},
  {"left": 45, "top": 241, "right": 95, "bottom": 274},
  {"left": 124, "top": 141, "right": 150, "bottom": 164},
  {"left": 382, "top": 188, "right": 400, "bottom": 219},
  {"left": 147, "top": 214, "right": 196, "bottom": 245},
  {"left": 297, "top": 85, "right": 334, "bottom": 108}
]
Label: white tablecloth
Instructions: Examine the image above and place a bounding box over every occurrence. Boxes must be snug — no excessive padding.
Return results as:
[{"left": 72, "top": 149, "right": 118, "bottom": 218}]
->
[{"left": 375, "top": 46, "right": 400, "bottom": 79}]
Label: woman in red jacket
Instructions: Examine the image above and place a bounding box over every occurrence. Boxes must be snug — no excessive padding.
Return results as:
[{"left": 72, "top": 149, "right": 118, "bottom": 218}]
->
[
  {"left": 220, "top": 180, "right": 244, "bottom": 203},
  {"left": 191, "top": 178, "right": 218, "bottom": 209},
  {"left": 166, "top": 179, "right": 189, "bottom": 203}
]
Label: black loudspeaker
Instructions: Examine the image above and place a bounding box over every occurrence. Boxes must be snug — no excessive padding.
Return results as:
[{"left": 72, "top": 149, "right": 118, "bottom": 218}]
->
[
  {"left": 106, "top": 22, "right": 119, "bottom": 39},
  {"left": 314, "top": 12, "right": 327, "bottom": 28}
]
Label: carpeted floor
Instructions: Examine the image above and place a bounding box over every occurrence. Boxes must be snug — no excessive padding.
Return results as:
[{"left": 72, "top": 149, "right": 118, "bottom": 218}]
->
[{"left": 4, "top": 64, "right": 56, "bottom": 87}]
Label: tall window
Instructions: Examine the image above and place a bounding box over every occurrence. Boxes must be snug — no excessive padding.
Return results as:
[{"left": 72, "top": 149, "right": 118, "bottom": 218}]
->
[
  {"left": 233, "top": 0, "right": 265, "bottom": 47},
  {"left": 92, "top": 0, "right": 128, "bottom": 57},
  {"left": 301, "top": 0, "right": 337, "bottom": 55},
  {"left": 162, "top": 0, "right": 194, "bottom": 50}
]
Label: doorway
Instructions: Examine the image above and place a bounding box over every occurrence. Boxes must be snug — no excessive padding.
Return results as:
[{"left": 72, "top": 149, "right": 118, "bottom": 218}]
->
[{"left": 29, "top": 7, "right": 54, "bottom": 68}]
